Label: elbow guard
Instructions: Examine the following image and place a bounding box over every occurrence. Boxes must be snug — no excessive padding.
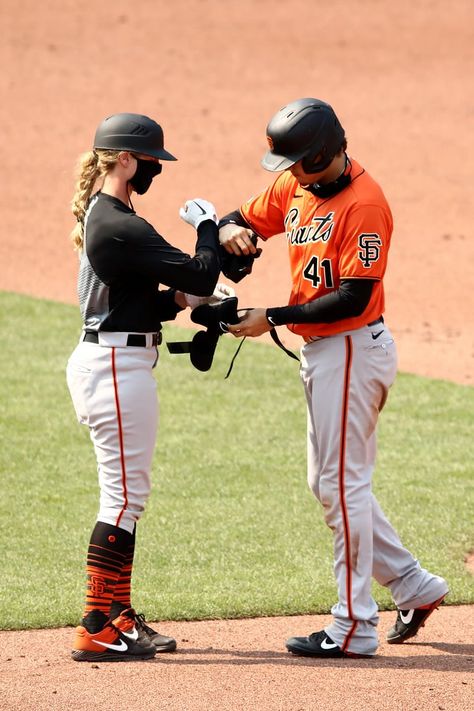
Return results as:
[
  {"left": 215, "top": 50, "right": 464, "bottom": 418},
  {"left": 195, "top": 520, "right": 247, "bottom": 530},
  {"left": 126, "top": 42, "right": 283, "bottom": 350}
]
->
[{"left": 220, "top": 234, "right": 262, "bottom": 283}]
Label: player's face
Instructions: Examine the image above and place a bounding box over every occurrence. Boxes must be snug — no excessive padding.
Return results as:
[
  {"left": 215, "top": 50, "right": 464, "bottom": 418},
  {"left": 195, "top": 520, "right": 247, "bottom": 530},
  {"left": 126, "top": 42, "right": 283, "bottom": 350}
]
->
[
  {"left": 289, "top": 153, "right": 345, "bottom": 186},
  {"left": 289, "top": 159, "right": 331, "bottom": 186}
]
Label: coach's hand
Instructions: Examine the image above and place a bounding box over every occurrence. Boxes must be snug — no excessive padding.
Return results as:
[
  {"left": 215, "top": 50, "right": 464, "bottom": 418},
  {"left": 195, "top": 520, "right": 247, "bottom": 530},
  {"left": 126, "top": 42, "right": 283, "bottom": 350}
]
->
[
  {"left": 228, "top": 308, "right": 272, "bottom": 337},
  {"left": 180, "top": 198, "right": 218, "bottom": 229}
]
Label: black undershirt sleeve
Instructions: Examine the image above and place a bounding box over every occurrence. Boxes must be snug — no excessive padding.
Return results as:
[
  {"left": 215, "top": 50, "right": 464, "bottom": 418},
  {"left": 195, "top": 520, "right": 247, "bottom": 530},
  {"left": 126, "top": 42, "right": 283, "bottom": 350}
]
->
[
  {"left": 218, "top": 210, "right": 252, "bottom": 230},
  {"left": 266, "top": 279, "right": 375, "bottom": 325}
]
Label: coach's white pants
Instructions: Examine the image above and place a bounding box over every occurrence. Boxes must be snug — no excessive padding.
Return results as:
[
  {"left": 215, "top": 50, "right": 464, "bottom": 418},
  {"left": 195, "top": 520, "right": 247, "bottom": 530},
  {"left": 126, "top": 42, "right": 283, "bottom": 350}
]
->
[
  {"left": 67, "top": 341, "right": 159, "bottom": 534},
  {"left": 301, "top": 323, "right": 448, "bottom": 655}
]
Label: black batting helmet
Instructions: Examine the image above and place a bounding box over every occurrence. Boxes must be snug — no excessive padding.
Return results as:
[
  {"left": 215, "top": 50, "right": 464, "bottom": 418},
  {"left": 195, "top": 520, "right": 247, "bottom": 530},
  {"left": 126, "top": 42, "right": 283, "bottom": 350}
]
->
[
  {"left": 261, "top": 98, "right": 345, "bottom": 173},
  {"left": 93, "top": 113, "right": 177, "bottom": 161}
]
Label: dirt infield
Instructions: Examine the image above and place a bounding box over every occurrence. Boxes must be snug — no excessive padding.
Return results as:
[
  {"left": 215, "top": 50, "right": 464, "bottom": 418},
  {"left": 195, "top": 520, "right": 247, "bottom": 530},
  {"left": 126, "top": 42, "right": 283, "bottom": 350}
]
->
[
  {"left": 1, "top": 608, "right": 473, "bottom": 711},
  {"left": 1, "top": 0, "right": 473, "bottom": 384},
  {"left": 0, "top": 0, "right": 473, "bottom": 709}
]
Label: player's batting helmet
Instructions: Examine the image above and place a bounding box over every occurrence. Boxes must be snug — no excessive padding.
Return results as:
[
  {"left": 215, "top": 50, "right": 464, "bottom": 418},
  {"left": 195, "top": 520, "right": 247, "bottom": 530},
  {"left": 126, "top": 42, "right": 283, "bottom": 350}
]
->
[
  {"left": 93, "top": 113, "right": 177, "bottom": 161},
  {"left": 261, "top": 98, "right": 345, "bottom": 173}
]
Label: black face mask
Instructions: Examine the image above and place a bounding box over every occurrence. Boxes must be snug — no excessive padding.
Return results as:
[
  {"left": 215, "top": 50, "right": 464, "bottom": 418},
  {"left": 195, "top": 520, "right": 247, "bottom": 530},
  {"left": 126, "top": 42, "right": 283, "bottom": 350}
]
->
[{"left": 129, "top": 157, "right": 162, "bottom": 194}]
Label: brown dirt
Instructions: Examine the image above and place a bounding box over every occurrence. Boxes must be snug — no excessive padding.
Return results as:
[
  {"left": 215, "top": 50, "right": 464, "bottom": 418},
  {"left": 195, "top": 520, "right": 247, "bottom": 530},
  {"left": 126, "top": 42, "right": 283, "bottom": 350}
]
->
[
  {"left": 1, "top": 608, "right": 473, "bottom": 711},
  {"left": 1, "top": 0, "right": 473, "bottom": 709}
]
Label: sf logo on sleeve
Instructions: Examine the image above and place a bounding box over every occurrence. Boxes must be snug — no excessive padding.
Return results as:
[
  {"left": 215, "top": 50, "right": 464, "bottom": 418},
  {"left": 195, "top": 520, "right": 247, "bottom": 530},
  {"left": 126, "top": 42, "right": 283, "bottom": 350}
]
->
[{"left": 358, "top": 233, "right": 382, "bottom": 267}]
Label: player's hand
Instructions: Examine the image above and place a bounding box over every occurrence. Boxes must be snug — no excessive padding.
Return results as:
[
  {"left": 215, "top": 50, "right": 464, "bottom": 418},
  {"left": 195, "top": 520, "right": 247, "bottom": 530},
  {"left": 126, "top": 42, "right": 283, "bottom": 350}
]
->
[
  {"left": 227, "top": 308, "right": 272, "bottom": 337},
  {"left": 179, "top": 198, "right": 218, "bottom": 229},
  {"left": 184, "top": 283, "right": 236, "bottom": 310},
  {"left": 219, "top": 223, "right": 258, "bottom": 256}
]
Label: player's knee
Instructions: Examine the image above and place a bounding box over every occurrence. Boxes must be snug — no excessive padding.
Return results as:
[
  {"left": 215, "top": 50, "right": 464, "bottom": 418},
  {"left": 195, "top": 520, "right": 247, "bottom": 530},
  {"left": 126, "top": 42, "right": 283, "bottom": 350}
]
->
[
  {"left": 98, "top": 485, "right": 152, "bottom": 532},
  {"left": 307, "top": 474, "right": 321, "bottom": 501},
  {"left": 128, "top": 486, "right": 152, "bottom": 521},
  {"left": 317, "top": 475, "right": 340, "bottom": 511}
]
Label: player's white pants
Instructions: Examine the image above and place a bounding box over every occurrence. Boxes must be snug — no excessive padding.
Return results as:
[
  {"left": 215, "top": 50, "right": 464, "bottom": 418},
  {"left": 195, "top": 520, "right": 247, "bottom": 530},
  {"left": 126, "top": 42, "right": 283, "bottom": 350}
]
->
[
  {"left": 67, "top": 340, "right": 159, "bottom": 535},
  {"left": 301, "top": 322, "right": 448, "bottom": 655}
]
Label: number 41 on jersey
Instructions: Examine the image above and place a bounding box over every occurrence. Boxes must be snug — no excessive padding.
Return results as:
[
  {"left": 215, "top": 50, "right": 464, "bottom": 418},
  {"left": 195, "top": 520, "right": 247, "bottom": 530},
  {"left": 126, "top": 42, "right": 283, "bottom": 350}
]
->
[{"left": 303, "top": 256, "right": 334, "bottom": 288}]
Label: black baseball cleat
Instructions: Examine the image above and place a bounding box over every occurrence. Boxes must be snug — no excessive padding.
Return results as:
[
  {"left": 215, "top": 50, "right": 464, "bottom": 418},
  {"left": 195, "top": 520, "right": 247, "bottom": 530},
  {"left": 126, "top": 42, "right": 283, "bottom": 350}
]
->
[
  {"left": 286, "top": 630, "right": 373, "bottom": 659},
  {"left": 386, "top": 593, "right": 448, "bottom": 644},
  {"left": 134, "top": 612, "right": 177, "bottom": 652}
]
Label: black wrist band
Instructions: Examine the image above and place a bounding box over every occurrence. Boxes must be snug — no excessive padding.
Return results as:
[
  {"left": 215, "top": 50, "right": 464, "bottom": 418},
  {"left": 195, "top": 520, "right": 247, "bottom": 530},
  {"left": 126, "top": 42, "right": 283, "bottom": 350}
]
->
[{"left": 266, "top": 310, "right": 277, "bottom": 327}]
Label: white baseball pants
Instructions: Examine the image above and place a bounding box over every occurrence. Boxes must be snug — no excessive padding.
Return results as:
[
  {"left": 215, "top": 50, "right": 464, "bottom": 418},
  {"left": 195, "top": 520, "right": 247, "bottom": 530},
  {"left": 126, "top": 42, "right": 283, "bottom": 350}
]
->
[
  {"left": 300, "top": 322, "right": 448, "bottom": 655},
  {"left": 67, "top": 338, "right": 159, "bottom": 535}
]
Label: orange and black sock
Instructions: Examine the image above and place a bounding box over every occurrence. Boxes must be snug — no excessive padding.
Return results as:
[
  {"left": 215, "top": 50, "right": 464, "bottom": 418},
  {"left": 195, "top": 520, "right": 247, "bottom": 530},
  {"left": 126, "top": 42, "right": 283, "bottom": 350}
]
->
[
  {"left": 110, "top": 525, "right": 136, "bottom": 620},
  {"left": 82, "top": 521, "right": 133, "bottom": 632}
]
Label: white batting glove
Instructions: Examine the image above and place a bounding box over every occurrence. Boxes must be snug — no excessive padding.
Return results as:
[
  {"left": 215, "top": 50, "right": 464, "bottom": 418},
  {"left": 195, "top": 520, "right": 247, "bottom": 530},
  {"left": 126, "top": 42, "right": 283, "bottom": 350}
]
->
[
  {"left": 184, "top": 283, "right": 236, "bottom": 310},
  {"left": 179, "top": 198, "right": 218, "bottom": 229},
  {"left": 209, "top": 283, "right": 236, "bottom": 302}
]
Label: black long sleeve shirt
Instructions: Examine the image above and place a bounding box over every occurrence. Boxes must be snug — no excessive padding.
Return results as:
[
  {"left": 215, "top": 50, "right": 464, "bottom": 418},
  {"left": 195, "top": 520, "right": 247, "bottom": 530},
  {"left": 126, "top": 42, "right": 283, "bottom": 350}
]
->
[{"left": 79, "top": 192, "right": 220, "bottom": 332}]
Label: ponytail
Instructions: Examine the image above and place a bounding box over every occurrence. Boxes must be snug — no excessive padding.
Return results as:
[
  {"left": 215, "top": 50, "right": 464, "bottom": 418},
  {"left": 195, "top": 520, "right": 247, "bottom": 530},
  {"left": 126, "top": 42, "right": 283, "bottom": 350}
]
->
[{"left": 69, "top": 149, "right": 121, "bottom": 251}]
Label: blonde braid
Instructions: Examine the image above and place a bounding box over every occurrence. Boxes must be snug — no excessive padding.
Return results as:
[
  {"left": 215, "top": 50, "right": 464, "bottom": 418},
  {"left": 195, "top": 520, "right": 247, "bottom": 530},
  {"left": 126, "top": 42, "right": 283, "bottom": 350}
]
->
[{"left": 69, "top": 149, "right": 121, "bottom": 251}]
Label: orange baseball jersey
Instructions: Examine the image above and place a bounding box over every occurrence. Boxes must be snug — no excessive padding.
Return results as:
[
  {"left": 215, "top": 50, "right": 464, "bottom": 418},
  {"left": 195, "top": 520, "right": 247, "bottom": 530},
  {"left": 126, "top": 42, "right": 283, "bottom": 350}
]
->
[{"left": 240, "top": 158, "right": 393, "bottom": 339}]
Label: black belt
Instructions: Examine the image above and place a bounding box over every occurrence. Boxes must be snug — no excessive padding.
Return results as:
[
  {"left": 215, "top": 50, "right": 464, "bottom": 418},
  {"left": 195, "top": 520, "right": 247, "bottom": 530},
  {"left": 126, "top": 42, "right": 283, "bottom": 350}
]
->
[
  {"left": 367, "top": 316, "right": 384, "bottom": 327},
  {"left": 83, "top": 331, "right": 162, "bottom": 347}
]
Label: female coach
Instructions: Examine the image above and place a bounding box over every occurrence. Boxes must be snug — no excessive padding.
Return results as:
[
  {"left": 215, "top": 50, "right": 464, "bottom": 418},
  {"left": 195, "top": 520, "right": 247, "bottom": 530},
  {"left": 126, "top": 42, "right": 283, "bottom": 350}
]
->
[{"left": 67, "top": 112, "right": 226, "bottom": 662}]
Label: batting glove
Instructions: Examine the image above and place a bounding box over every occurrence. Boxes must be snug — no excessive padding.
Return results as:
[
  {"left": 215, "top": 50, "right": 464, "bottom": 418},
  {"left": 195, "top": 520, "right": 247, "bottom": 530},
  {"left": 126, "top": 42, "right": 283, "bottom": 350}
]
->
[{"left": 179, "top": 198, "right": 218, "bottom": 229}]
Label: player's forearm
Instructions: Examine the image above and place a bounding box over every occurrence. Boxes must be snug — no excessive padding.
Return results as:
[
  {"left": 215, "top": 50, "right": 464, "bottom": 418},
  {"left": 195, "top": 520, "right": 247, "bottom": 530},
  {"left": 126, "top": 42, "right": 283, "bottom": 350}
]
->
[
  {"left": 266, "top": 279, "right": 375, "bottom": 325},
  {"left": 218, "top": 209, "right": 252, "bottom": 231}
]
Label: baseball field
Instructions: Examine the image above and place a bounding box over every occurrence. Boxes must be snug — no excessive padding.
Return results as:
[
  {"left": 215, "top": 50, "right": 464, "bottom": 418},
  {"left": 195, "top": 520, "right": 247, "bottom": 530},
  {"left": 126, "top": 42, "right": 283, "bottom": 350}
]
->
[{"left": 0, "top": 1, "right": 473, "bottom": 710}]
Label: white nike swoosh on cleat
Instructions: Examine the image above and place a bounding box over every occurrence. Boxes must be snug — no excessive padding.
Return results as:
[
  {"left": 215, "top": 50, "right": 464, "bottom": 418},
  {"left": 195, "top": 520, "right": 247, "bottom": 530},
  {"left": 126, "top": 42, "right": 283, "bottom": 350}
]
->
[
  {"left": 122, "top": 627, "right": 139, "bottom": 641},
  {"left": 321, "top": 637, "right": 339, "bottom": 650},
  {"left": 399, "top": 610, "right": 415, "bottom": 624},
  {"left": 94, "top": 639, "right": 128, "bottom": 652}
]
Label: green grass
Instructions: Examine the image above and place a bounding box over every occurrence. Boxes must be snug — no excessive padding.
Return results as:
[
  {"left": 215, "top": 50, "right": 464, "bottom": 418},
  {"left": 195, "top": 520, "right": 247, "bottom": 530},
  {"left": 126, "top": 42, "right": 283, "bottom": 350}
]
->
[{"left": 0, "top": 291, "right": 473, "bottom": 630}]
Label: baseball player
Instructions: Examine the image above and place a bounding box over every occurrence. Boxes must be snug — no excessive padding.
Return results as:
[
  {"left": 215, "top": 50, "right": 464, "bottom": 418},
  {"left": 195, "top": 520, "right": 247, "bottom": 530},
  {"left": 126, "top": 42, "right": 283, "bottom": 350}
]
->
[
  {"left": 219, "top": 98, "right": 448, "bottom": 658},
  {"left": 67, "top": 112, "right": 230, "bottom": 662}
]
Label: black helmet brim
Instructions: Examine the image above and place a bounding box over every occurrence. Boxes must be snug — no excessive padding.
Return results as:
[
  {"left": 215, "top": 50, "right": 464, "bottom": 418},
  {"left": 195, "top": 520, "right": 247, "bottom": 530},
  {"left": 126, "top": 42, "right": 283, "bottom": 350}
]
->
[
  {"left": 261, "top": 150, "right": 299, "bottom": 172},
  {"left": 150, "top": 147, "right": 177, "bottom": 161}
]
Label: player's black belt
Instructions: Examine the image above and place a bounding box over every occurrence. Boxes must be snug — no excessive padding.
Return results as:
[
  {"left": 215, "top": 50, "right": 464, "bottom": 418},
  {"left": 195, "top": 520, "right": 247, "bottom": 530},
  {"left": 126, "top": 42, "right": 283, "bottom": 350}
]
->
[
  {"left": 83, "top": 331, "right": 162, "bottom": 347},
  {"left": 305, "top": 316, "right": 385, "bottom": 344}
]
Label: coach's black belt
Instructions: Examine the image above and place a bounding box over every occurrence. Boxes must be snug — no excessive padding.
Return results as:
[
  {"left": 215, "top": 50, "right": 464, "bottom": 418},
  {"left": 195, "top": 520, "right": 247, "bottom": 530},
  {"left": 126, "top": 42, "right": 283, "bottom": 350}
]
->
[
  {"left": 367, "top": 316, "right": 384, "bottom": 327},
  {"left": 83, "top": 331, "right": 162, "bottom": 347}
]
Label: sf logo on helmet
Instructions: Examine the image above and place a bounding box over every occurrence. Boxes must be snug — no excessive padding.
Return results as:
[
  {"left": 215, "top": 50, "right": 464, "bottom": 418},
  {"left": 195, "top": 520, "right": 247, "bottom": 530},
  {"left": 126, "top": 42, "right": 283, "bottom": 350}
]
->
[{"left": 358, "top": 233, "right": 382, "bottom": 267}]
